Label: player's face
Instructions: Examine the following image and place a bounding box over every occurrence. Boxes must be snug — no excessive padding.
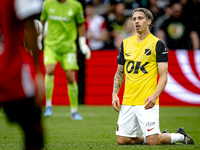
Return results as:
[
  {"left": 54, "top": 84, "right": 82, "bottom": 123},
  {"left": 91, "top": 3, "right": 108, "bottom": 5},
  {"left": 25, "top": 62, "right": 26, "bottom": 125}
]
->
[{"left": 132, "top": 11, "right": 151, "bottom": 34}]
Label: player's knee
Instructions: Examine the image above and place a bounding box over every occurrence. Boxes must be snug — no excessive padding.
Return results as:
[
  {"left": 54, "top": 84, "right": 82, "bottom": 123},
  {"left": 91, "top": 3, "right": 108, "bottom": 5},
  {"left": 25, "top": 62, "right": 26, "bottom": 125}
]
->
[
  {"left": 66, "top": 77, "right": 74, "bottom": 84},
  {"left": 117, "top": 136, "right": 124, "bottom": 145},
  {"left": 146, "top": 135, "right": 161, "bottom": 145},
  {"left": 117, "top": 139, "right": 125, "bottom": 145},
  {"left": 45, "top": 65, "right": 55, "bottom": 75},
  {"left": 117, "top": 136, "right": 130, "bottom": 145},
  {"left": 46, "top": 70, "right": 54, "bottom": 75},
  {"left": 66, "top": 70, "right": 75, "bottom": 84},
  {"left": 146, "top": 140, "right": 160, "bottom": 145},
  {"left": 66, "top": 73, "right": 75, "bottom": 84}
]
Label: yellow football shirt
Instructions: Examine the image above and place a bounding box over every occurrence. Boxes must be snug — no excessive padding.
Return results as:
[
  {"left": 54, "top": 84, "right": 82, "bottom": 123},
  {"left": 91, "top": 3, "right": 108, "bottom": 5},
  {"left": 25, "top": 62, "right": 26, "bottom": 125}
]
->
[{"left": 117, "top": 33, "right": 168, "bottom": 105}]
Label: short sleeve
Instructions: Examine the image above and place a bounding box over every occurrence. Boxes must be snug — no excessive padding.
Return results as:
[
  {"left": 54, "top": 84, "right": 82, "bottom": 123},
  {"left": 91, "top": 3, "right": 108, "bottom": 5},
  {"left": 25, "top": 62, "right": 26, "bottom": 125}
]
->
[
  {"left": 156, "top": 40, "right": 168, "bottom": 62},
  {"left": 75, "top": 2, "right": 85, "bottom": 24},
  {"left": 14, "top": 0, "right": 42, "bottom": 20},
  {"left": 117, "top": 42, "right": 125, "bottom": 65}
]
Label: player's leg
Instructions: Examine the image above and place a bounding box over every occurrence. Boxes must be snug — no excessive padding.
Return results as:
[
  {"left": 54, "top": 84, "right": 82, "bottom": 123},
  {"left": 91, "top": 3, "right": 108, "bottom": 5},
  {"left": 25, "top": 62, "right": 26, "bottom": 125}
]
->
[
  {"left": 65, "top": 70, "right": 82, "bottom": 120},
  {"left": 146, "top": 133, "right": 180, "bottom": 145},
  {"left": 146, "top": 131, "right": 191, "bottom": 145},
  {"left": 44, "top": 47, "right": 58, "bottom": 117},
  {"left": 116, "top": 105, "right": 145, "bottom": 145},
  {"left": 137, "top": 105, "right": 162, "bottom": 145},
  {"left": 3, "top": 97, "right": 44, "bottom": 149},
  {"left": 138, "top": 105, "right": 188, "bottom": 145},
  {"left": 61, "top": 52, "right": 81, "bottom": 120},
  {"left": 159, "top": 128, "right": 194, "bottom": 145},
  {"left": 145, "top": 134, "right": 162, "bottom": 145},
  {"left": 44, "top": 64, "right": 56, "bottom": 116}
]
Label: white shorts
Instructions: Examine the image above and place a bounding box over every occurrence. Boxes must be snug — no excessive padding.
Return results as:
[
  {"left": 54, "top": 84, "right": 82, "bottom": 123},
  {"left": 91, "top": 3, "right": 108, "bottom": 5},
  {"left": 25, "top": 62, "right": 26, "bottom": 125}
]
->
[{"left": 116, "top": 105, "right": 160, "bottom": 137}]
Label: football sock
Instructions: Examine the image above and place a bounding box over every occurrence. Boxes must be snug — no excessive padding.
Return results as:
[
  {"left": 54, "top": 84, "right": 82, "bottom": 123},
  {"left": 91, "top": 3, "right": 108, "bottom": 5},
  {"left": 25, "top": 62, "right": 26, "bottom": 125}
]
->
[
  {"left": 170, "top": 133, "right": 184, "bottom": 143},
  {"left": 46, "top": 100, "right": 52, "bottom": 107},
  {"left": 68, "top": 82, "right": 78, "bottom": 114},
  {"left": 45, "top": 74, "right": 54, "bottom": 107}
]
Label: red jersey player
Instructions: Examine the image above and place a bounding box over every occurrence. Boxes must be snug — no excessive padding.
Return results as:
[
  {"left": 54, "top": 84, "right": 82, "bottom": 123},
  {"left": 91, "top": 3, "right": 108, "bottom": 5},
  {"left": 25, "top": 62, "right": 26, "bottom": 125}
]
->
[{"left": 0, "top": 0, "right": 45, "bottom": 149}]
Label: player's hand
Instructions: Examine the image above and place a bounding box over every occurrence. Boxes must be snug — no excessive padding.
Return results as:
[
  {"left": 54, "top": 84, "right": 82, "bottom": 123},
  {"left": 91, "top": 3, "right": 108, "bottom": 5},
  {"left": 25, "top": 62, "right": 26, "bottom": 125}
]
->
[
  {"left": 34, "top": 72, "right": 45, "bottom": 106},
  {"left": 112, "top": 94, "right": 120, "bottom": 113},
  {"left": 144, "top": 95, "right": 157, "bottom": 110},
  {"left": 79, "top": 36, "right": 91, "bottom": 60},
  {"left": 80, "top": 44, "right": 91, "bottom": 60}
]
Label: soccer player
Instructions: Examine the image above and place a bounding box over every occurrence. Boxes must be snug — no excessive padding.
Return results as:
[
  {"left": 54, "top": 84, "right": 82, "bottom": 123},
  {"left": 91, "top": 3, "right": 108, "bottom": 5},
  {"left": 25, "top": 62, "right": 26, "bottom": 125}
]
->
[
  {"left": 40, "top": 0, "right": 91, "bottom": 119},
  {"left": 112, "top": 8, "right": 194, "bottom": 145},
  {"left": 0, "top": 0, "right": 44, "bottom": 149}
]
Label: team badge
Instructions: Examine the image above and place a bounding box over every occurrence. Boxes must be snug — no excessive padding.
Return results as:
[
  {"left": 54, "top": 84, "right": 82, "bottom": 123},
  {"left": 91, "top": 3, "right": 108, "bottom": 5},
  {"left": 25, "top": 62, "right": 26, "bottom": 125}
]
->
[
  {"left": 145, "top": 49, "right": 151, "bottom": 56},
  {"left": 68, "top": 9, "right": 73, "bottom": 16}
]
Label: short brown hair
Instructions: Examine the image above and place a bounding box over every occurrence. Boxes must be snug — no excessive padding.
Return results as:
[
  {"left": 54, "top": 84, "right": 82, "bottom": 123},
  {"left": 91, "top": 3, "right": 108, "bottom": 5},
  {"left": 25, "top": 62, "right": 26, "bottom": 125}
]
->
[{"left": 132, "top": 8, "right": 154, "bottom": 30}]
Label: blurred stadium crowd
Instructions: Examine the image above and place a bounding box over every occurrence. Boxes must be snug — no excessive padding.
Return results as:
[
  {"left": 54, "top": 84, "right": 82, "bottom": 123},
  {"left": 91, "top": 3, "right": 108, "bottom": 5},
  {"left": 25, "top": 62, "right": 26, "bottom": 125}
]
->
[{"left": 81, "top": 0, "right": 200, "bottom": 50}]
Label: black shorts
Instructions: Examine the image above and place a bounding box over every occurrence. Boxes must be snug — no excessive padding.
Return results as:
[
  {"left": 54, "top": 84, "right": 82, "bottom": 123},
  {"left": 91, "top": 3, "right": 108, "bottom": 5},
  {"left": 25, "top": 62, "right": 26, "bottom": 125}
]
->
[{"left": 1, "top": 97, "right": 42, "bottom": 124}]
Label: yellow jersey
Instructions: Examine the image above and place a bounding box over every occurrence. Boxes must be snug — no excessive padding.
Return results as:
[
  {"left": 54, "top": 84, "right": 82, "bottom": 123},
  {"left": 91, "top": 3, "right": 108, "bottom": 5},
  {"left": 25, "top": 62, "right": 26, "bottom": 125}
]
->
[{"left": 117, "top": 33, "right": 168, "bottom": 105}]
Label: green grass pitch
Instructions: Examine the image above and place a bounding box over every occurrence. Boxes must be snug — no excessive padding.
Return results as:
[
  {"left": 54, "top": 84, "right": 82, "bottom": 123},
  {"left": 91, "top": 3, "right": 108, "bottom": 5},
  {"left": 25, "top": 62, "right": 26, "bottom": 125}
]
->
[{"left": 0, "top": 106, "right": 200, "bottom": 150}]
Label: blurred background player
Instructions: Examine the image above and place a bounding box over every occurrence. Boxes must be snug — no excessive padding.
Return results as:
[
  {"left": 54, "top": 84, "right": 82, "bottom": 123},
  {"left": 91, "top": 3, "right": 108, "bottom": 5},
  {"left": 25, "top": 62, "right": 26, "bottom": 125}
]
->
[
  {"left": 85, "top": 2, "right": 109, "bottom": 50},
  {"left": 40, "top": 0, "right": 91, "bottom": 119},
  {"left": 156, "top": 1, "right": 199, "bottom": 50},
  {"left": 106, "top": 2, "right": 127, "bottom": 49},
  {"left": 114, "top": 17, "right": 136, "bottom": 49},
  {"left": 0, "top": 0, "right": 45, "bottom": 149}
]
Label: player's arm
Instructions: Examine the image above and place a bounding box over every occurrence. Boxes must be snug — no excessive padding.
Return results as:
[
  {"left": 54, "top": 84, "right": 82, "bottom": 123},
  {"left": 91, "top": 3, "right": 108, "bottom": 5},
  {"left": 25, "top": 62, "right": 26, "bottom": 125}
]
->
[
  {"left": 155, "top": 62, "right": 168, "bottom": 97},
  {"left": 144, "top": 62, "right": 168, "bottom": 110},
  {"left": 40, "top": 20, "right": 46, "bottom": 29},
  {"left": 78, "top": 23, "right": 91, "bottom": 60},
  {"left": 75, "top": 1, "right": 91, "bottom": 59},
  {"left": 112, "top": 64, "right": 124, "bottom": 112},
  {"left": 40, "top": 20, "right": 45, "bottom": 33},
  {"left": 112, "top": 42, "right": 125, "bottom": 112},
  {"left": 40, "top": 20, "right": 46, "bottom": 37},
  {"left": 78, "top": 23, "right": 85, "bottom": 37},
  {"left": 25, "top": 20, "right": 43, "bottom": 53},
  {"left": 144, "top": 40, "right": 168, "bottom": 110},
  {"left": 24, "top": 19, "right": 39, "bottom": 68},
  {"left": 24, "top": 18, "right": 44, "bottom": 105}
]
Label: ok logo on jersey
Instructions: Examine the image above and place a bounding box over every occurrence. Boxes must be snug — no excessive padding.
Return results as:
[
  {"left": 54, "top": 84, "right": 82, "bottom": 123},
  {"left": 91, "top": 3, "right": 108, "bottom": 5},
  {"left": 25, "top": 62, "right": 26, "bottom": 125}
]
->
[{"left": 126, "top": 61, "right": 149, "bottom": 74}]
